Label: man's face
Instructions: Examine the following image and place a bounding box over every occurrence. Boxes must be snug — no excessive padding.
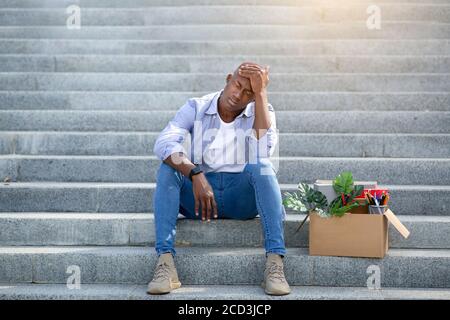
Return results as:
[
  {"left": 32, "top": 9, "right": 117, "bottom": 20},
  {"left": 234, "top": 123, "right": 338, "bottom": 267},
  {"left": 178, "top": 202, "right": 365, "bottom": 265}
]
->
[{"left": 220, "top": 72, "right": 255, "bottom": 113}]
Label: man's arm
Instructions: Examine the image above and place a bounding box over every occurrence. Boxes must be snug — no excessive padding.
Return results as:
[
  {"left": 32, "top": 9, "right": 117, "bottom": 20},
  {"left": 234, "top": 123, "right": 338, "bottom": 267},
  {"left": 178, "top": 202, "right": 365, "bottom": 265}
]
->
[
  {"left": 253, "top": 90, "right": 272, "bottom": 140},
  {"left": 154, "top": 99, "right": 218, "bottom": 221},
  {"left": 163, "top": 152, "right": 196, "bottom": 178},
  {"left": 163, "top": 152, "right": 217, "bottom": 222},
  {"left": 153, "top": 99, "right": 195, "bottom": 163},
  {"left": 238, "top": 64, "right": 271, "bottom": 140}
]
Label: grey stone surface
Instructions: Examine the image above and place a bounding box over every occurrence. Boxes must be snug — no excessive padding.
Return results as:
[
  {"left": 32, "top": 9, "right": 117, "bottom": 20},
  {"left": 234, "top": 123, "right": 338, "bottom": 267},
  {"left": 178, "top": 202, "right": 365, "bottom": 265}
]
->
[
  {"left": 1, "top": 40, "right": 450, "bottom": 56},
  {"left": 1, "top": 283, "right": 449, "bottom": 300},
  {"left": 1, "top": 73, "right": 450, "bottom": 92},
  {"left": 381, "top": 250, "right": 450, "bottom": 288},
  {"left": 0, "top": 23, "right": 449, "bottom": 39},
  {"left": 1, "top": 213, "right": 449, "bottom": 249},
  {"left": 0, "top": 0, "right": 449, "bottom": 296},
  {"left": 1, "top": 155, "right": 449, "bottom": 185},
  {"left": 278, "top": 134, "right": 450, "bottom": 158},
  {"left": 31, "top": 247, "right": 155, "bottom": 284},
  {"left": 0, "top": 213, "right": 133, "bottom": 246},
  {"left": 2, "top": 55, "right": 450, "bottom": 73},
  {"left": 0, "top": 283, "right": 139, "bottom": 300},
  {"left": 0, "top": 182, "right": 101, "bottom": 212},
  {"left": 388, "top": 216, "right": 450, "bottom": 249},
  {"left": 1, "top": 110, "right": 450, "bottom": 133},
  {"left": 2, "top": 91, "right": 449, "bottom": 111},
  {"left": 2, "top": 5, "right": 450, "bottom": 26},
  {"left": 2, "top": 132, "right": 450, "bottom": 158},
  {"left": 0, "top": 252, "right": 33, "bottom": 283},
  {"left": 96, "top": 185, "right": 152, "bottom": 213},
  {"left": 0, "top": 182, "right": 449, "bottom": 216},
  {"left": 0, "top": 247, "right": 448, "bottom": 287},
  {"left": 2, "top": 0, "right": 450, "bottom": 8},
  {"left": 0, "top": 132, "right": 157, "bottom": 156},
  {"left": 385, "top": 185, "right": 450, "bottom": 216}
]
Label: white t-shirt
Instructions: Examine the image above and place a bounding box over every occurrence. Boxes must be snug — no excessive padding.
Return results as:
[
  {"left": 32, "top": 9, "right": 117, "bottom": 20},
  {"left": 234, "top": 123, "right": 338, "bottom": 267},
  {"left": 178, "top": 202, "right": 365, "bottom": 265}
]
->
[{"left": 203, "top": 113, "right": 246, "bottom": 173}]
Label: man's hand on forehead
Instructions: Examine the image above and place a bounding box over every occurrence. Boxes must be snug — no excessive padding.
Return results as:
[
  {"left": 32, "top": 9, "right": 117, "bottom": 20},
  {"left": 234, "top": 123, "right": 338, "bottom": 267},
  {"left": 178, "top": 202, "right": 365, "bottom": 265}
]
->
[{"left": 237, "top": 62, "right": 270, "bottom": 94}]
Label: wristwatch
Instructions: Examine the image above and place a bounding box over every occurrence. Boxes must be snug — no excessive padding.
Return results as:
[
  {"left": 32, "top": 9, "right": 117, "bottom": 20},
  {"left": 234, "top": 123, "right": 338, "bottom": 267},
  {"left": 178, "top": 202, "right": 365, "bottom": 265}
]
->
[{"left": 189, "top": 166, "right": 203, "bottom": 181}]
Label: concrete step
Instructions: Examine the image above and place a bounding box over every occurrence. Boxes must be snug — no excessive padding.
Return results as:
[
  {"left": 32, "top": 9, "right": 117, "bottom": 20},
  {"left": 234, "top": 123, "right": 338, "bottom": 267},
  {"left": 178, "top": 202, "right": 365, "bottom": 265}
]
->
[
  {"left": 2, "top": 40, "right": 449, "bottom": 55},
  {"left": 0, "top": 213, "right": 448, "bottom": 249},
  {"left": 2, "top": 131, "right": 449, "bottom": 158},
  {"left": 1, "top": 110, "right": 449, "bottom": 133},
  {"left": 0, "top": 23, "right": 449, "bottom": 40},
  {"left": 1, "top": 91, "right": 449, "bottom": 111},
  {"left": 2, "top": 0, "right": 450, "bottom": 9},
  {"left": 1, "top": 155, "right": 449, "bottom": 185},
  {"left": 1, "top": 283, "right": 449, "bottom": 300},
  {"left": 2, "top": 5, "right": 450, "bottom": 26},
  {"left": 2, "top": 73, "right": 449, "bottom": 92},
  {"left": 0, "top": 246, "right": 448, "bottom": 287},
  {"left": 0, "top": 182, "right": 448, "bottom": 216},
  {"left": 2, "top": 55, "right": 450, "bottom": 73}
]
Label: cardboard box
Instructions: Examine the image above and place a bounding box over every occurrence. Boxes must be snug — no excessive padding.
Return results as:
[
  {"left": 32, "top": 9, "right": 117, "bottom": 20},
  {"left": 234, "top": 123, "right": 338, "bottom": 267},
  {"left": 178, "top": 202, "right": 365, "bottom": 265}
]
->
[
  {"left": 309, "top": 179, "right": 410, "bottom": 258},
  {"left": 309, "top": 213, "right": 388, "bottom": 258},
  {"left": 309, "top": 209, "right": 410, "bottom": 259}
]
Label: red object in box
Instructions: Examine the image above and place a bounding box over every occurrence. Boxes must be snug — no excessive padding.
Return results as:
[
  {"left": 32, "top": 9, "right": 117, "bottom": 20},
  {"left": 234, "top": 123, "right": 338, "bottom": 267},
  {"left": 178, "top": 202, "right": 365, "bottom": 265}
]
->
[{"left": 354, "top": 188, "right": 389, "bottom": 199}]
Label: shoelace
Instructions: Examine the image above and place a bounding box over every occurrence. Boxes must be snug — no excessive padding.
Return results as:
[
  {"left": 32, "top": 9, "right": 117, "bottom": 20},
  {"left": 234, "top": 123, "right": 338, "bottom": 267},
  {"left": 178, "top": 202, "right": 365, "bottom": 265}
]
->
[
  {"left": 153, "top": 262, "right": 171, "bottom": 282},
  {"left": 266, "top": 262, "right": 287, "bottom": 283}
]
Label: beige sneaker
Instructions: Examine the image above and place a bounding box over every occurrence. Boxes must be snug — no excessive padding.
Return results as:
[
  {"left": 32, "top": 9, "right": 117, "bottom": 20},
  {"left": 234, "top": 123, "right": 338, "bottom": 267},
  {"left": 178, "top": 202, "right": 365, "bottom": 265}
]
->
[
  {"left": 147, "top": 252, "right": 182, "bottom": 295},
  {"left": 261, "top": 253, "right": 291, "bottom": 296}
]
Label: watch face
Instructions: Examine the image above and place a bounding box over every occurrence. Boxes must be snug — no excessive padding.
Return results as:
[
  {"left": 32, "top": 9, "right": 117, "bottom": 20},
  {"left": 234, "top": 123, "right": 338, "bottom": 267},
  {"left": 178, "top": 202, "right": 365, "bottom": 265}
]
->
[
  {"left": 190, "top": 166, "right": 202, "bottom": 180},
  {"left": 193, "top": 167, "right": 202, "bottom": 175}
]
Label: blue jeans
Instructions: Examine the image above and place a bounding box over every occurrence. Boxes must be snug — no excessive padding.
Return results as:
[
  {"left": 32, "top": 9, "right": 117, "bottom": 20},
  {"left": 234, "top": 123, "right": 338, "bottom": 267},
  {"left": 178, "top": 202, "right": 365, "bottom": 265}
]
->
[{"left": 153, "top": 158, "right": 287, "bottom": 257}]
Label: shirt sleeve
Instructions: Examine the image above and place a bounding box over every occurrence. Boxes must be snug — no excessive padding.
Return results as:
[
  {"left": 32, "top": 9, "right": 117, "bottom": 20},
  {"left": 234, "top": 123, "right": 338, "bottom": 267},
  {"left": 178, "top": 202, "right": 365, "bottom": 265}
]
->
[
  {"left": 249, "top": 103, "right": 278, "bottom": 158},
  {"left": 153, "top": 99, "right": 196, "bottom": 161}
]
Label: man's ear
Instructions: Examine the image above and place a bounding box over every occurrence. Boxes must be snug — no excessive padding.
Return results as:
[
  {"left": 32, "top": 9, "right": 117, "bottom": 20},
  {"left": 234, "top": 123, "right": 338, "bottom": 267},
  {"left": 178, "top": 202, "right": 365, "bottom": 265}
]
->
[{"left": 226, "top": 74, "right": 232, "bottom": 83}]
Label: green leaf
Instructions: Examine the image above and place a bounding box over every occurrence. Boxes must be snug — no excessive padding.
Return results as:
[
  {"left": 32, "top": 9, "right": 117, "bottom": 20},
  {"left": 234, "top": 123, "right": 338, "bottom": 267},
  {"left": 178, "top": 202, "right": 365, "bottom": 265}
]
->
[
  {"left": 328, "top": 173, "right": 364, "bottom": 217},
  {"left": 333, "top": 171, "right": 354, "bottom": 194},
  {"left": 330, "top": 202, "right": 359, "bottom": 217},
  {"left": 282, "top": 183, "right": 329, "bottom": 232}
]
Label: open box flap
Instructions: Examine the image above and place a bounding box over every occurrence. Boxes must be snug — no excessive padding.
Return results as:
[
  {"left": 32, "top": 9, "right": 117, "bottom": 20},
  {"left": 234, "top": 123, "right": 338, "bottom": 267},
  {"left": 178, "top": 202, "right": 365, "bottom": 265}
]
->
[{"left": 384, "top": 209, "right": 410, "bottom": 239}]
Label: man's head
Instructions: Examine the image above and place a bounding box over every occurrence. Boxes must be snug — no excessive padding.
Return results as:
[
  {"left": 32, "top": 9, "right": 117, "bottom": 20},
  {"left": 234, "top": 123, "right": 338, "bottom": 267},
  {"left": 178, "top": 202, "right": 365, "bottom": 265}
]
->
[{"left": 218, "top": 61, "right": 261, "bottom": 115}]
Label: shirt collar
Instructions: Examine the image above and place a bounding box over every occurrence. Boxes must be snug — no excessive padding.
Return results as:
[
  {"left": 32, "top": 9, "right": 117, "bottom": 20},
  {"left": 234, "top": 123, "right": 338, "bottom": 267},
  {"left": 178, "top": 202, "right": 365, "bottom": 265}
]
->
[{"left": 205, "top": 89, "right": 254, "bottom": 118}]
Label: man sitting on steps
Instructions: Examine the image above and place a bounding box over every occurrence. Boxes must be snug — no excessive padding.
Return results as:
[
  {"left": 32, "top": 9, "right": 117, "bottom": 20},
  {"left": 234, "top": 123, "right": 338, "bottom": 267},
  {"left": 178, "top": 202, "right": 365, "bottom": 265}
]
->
[{"left": 148, "top": 62, "right": 290, "bottom": 296}]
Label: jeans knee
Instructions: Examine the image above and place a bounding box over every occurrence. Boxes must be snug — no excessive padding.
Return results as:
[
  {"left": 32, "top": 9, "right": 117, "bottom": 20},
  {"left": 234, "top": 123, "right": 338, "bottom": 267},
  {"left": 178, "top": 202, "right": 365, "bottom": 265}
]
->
[
  {"left": 244, "top": 158, "right": 275, "bottom": 176},
  {"left": 156, "top": 162, "right": 183, "bottom": 186}
]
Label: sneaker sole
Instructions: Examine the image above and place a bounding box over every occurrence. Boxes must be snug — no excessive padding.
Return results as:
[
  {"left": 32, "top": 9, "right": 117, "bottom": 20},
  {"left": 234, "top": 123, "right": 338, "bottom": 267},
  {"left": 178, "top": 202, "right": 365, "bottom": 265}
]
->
[
  {"left": 261, "top": 281, "right": 291, "bottom": 296},
  {"left": 147, "top": 281, "right": 182, "bottom": 295}
]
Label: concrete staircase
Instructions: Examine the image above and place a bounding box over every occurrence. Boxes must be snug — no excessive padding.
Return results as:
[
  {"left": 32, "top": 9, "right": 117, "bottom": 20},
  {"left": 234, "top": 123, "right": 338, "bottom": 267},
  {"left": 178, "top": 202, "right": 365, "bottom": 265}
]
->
[{"left": 0, "top": 0, "right": 449, "bottom": 300}]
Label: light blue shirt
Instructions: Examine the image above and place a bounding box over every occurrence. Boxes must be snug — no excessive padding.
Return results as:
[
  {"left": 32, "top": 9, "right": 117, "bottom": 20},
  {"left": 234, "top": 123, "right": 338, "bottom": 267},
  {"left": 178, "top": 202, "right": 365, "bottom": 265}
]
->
[{"left": 153, "top": 89, "right": 278, "bottom": 173}]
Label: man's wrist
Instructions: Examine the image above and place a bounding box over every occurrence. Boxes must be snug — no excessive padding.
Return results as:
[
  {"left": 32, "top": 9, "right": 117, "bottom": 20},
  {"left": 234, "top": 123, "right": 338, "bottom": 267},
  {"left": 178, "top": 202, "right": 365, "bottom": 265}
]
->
[
  {"left": 254, "top": 89, "right": 267, "bottom": 99},
  {"left": 189, "top": 166, "right": 203, "bottom": 181},
  {"left": 191, "top": 172, "right": 204, "bottom": 181}
]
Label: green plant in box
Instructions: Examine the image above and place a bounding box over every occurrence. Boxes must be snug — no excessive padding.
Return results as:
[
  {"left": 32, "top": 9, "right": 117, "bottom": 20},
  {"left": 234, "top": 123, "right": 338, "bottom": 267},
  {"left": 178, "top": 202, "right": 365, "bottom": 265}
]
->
[
  {"left": 283, "top": 171, "right": 364, "bottom": 232},
  {"left": 283, "top": 182, "right": 329, "bottom": 233},
  {"left": 329, "top": 171, "right": 364, "bottom": 217}
]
